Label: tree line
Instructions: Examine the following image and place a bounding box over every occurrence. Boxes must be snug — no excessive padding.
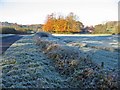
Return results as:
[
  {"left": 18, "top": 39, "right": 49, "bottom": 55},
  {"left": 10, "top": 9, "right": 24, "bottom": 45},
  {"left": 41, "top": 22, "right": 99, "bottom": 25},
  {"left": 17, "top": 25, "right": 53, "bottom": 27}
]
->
[
  {"left": 43, "top": 13, "right": 120, "bottom": 34},
  {"left": 92, "top": 21, "right": 120, "bottom": 34},
  {"left": 43, "top": 12, "right": 84, "bottom": 34},
  {"left": 1, "top": 16, "right": 119, "bottom": 34},
  {"left": 0, "top": 22, "right": 42, "bottom": 34}
]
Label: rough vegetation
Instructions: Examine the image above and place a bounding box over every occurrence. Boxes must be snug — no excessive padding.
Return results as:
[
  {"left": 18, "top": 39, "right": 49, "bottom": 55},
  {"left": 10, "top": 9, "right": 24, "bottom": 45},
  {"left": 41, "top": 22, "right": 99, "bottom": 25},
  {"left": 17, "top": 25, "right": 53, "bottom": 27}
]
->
[
  {"left": 33, "top": 32, "right": 118, "bottom": 89},
  {"left": 1, "top": 33, "right": 118, "bottom": 89}
]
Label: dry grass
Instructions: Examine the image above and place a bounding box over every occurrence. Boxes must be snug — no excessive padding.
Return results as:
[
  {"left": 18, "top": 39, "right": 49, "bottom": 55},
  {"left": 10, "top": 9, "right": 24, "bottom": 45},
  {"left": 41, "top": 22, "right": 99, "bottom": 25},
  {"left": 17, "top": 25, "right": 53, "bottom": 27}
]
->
[{"left": 35, "top": 39, "right": 53, "bottom": 51}]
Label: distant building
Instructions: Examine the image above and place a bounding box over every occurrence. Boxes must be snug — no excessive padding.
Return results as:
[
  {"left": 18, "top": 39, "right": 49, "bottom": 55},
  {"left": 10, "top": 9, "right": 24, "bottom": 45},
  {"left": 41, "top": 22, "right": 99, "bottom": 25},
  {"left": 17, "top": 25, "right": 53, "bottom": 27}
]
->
[
  {"left": 88, "top": 26, "right": 94, "bottom": 33},
  {"left": 81, "top": 26, "right": 94, "bottom": 34}
]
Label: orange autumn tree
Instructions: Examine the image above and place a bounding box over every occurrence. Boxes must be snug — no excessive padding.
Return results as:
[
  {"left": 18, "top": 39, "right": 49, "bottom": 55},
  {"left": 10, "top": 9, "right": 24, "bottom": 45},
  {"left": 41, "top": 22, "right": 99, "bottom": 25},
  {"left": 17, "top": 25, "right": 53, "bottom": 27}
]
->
[
  {"left": 54, "top": 15, "right": 67, "bottom": 33},
  {"left": 43, "top": 12, "right": 83, "bottom": 33},
  {"left": 43, "top": 13, "right": 55, "bottom": 33}
]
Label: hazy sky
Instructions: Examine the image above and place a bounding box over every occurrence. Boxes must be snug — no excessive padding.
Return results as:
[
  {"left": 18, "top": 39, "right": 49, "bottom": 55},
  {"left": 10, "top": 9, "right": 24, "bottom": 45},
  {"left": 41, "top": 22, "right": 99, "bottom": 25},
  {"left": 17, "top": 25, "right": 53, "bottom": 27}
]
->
[{"left": 0, "top": 0, "right": 119, "bottom": 26}]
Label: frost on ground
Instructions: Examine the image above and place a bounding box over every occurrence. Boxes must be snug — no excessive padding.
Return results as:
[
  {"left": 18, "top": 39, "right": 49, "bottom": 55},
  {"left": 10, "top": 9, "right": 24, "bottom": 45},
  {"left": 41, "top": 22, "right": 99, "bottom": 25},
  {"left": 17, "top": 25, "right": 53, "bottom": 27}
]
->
[
  {"left": 1, "top": 35, "right": 69, "bottom": 88},
  {"left": 1, "top": 33, "right": 119, "bottom": 89},
  {"left": 33, "top": 33, "right": 118, "bottom": 89},
  {"left": 58, "top": 35, "right": 119, "bottom": 70}
]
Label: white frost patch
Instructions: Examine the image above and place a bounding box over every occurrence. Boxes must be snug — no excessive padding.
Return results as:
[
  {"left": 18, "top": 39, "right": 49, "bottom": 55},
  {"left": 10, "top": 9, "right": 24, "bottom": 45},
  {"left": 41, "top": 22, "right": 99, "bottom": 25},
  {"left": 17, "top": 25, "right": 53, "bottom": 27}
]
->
[{"left": 12, "top": 43, "right": 32, "bottom": 47}]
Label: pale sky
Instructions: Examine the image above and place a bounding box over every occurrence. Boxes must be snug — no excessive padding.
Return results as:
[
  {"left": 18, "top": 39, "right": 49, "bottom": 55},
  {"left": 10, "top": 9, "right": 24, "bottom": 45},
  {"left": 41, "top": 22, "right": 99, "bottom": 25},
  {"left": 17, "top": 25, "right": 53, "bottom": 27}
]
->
[{"left": 0, "top": 0, "right": 119, "bottom": 26}]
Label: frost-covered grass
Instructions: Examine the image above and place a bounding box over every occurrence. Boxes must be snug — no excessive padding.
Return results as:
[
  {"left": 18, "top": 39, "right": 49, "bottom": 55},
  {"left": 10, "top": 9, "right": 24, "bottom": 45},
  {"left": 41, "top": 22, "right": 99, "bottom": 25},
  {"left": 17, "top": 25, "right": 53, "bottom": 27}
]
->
[
  {"left": 1, "top": 34, "right": 119, "bottom": 89},
  {"left": 55, "top": 35, "right": 119, "bottom": 70},
  {"left": 1, "top": 35, "right": 69, "bottom": 88},
  {"left": 34, "top": 33, "right": 118, "bottom": 89}
]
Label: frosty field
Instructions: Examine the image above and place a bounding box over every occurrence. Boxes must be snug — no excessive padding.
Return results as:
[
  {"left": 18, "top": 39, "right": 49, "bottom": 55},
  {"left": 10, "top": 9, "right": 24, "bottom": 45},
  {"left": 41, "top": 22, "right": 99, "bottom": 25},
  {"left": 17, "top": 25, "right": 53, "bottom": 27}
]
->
[
  {"left": 1, "top": 33, "right": 119, "bottom": 88},
  {"left": 54, "top": 34, "right": 119, "bottom": 70}
]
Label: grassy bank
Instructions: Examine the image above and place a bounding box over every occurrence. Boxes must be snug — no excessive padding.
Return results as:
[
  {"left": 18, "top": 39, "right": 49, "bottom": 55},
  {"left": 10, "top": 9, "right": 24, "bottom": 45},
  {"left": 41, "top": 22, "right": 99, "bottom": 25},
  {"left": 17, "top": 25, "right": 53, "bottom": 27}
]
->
[{"left": 1, "top": 34, "right": 118, "bottom": 89}]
